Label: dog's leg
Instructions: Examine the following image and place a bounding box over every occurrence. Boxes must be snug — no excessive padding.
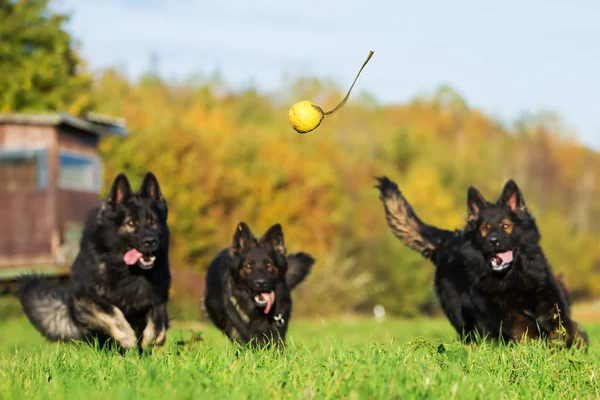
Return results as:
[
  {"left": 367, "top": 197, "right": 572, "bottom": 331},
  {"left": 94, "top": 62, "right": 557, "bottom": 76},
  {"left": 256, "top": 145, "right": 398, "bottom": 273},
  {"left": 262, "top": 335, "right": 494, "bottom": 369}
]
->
[
  {"left": 141, "top": 303, "right": 169, "bottom": 349},
  {"left": 535, "top": 277, "right": 588, "bottom": 348},
  {"left": 559, "top": 321, "right": 588, "bottom": 349},
  {"left": 546, "top": 317, "right": 588, "bottom": 349},
  {"left": 509, "top": 313, "right": 541, "bottom": 343},
  {"left": 248, "top": 321, "right": 287, "bottom": 349},
  {"left": 538, "top": 304, "right": 588, "bottom": 348},
  {"left": 73, "top": 298, "right": 137, "bottom": 349},
  {"left": 224, "top": 300, "right": 252, "bottom": 340},
  {"left": 568, "top": 323, "right": 589, "bottom": 349}
]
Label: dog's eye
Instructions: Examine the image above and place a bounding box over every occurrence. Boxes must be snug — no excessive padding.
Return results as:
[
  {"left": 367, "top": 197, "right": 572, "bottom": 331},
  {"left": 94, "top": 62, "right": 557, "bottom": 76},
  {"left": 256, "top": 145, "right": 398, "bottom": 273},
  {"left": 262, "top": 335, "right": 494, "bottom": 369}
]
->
[
  {"left": 480, "top": 223, "right": 490, "bottom": 235},
  {"left": 266, "top": 262, "right": 273, "bottom": 270},
  {"left": 499, "top": 219, "right": 513, "bottom": 233},
  {"left": 244, "top": 263, "right": 253, "bottom": 271},
  {"left": 149, "top": 218, "right": 157, "bottom": 226},
  {"left": 127, "top": 220, "right": 137, "bottom": 228}
]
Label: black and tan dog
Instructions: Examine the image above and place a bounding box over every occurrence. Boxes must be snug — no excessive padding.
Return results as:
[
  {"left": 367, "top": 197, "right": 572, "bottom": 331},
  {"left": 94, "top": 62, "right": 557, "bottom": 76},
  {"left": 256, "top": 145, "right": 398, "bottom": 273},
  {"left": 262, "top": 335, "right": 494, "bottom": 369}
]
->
[
  {"left": 376, "top": 176, "right": 587, "bottom": 347},
  {"left": 204, "top": 222, "right": 314, "bottom": 347},
  {"left": 18, "top": 172, "right": 171, "bottom": 351}
]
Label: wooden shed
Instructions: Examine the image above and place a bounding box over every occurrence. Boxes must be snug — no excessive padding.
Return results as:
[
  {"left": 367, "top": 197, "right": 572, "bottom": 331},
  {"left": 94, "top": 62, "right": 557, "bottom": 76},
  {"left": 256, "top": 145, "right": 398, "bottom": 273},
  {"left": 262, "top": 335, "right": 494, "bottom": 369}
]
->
[{"left": 0, "top": 113, "right": 128, "bottom": 282}]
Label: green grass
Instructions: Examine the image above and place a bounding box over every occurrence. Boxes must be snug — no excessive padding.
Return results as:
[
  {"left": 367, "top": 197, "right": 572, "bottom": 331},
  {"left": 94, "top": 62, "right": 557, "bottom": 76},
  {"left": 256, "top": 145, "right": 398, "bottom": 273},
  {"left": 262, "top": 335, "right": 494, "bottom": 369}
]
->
[{"left": 0, "top": 317, "right": 599, "bottom": 399}]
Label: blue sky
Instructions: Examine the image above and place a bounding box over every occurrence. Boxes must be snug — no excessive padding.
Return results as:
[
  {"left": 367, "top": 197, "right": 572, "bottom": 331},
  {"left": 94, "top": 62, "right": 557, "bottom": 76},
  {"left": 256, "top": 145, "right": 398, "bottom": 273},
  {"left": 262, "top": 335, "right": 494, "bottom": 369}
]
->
[{"left": 55, "top": 0, "right": 600, "bottom": 150}]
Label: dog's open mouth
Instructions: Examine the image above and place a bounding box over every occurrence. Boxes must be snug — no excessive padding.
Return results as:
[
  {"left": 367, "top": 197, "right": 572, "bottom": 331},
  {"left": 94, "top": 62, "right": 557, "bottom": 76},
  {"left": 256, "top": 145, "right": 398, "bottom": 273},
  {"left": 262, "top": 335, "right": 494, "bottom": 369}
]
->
[
  {"left": 124, "top": 249, "right": 156, "bottom": 270},
  {"left": 254, "top": 291, "right": 275, "bottom": 315},
  {"left": 490, "top": 250, "right": 513, "bottom": 272}
]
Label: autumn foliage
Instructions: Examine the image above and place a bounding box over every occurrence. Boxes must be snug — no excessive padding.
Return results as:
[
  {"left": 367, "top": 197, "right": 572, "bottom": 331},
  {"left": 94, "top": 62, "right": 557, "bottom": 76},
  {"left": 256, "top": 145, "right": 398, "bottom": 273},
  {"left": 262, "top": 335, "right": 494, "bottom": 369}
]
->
[{"left": 90, "top": 71, "right": 600, "bottom": 319}]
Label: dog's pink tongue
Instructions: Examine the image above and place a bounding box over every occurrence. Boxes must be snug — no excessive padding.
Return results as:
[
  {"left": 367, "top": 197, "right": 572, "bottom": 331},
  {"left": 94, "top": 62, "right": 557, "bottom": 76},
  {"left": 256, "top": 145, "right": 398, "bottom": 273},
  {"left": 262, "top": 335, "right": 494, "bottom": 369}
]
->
[
  {"left": 497, "top": 251, "right": 513, "bottom": 264},
  {"left": 263, "top": 291, "right": 275, "bottom": 315},
  {"left": 124, "top": 249, "right": 143, "bottom": 265}
]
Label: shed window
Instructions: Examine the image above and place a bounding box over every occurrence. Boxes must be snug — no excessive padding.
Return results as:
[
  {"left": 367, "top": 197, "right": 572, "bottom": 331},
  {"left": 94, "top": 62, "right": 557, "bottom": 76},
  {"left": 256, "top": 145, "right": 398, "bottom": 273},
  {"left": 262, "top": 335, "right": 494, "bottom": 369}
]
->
[
  {"left": 58, "top": 152, "right": 101, "bottom": 192},
  {"left": 0, "top": 149, "right": 47, "bottom": 191}
]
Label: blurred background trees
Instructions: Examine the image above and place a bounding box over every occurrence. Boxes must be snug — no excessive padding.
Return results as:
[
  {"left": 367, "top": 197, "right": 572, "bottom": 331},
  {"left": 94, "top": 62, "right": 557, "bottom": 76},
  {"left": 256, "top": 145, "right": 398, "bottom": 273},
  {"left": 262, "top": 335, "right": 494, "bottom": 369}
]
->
[{"left": 94, "top": 71, "right": 600, "bottom": 319}]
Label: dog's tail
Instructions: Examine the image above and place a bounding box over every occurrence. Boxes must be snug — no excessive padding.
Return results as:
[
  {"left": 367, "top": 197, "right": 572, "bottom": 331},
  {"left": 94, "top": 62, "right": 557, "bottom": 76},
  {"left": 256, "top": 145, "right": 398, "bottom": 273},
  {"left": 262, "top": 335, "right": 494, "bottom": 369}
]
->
[
  {"left": 285, "top": 252, "right": 315, "bottom": 290},
  {"left": 375, "top": 176, "right": 455, "bottom": 260},
  {"left": 18, "top": 276, "right": 86, "bottom": 342}
]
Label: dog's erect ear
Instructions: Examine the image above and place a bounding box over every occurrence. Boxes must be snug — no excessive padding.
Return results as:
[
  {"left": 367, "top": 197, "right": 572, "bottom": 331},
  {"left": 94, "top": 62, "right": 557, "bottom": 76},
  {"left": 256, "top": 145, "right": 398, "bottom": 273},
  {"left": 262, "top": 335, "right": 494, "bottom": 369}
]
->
[
  {"left": 259, "top": 224, "right": 286, "bottom": 256},
  {"left": 467, "top": 186, "right": 487, "bottom": 221},
  {"left": 138, "top": 172, "right": 163, "bottom": 200},
  {"left": 230, "top": 222, "right": 256, "bottom": 256},
  {"left": 138, "top": 171, "right": 167, "bottom": 213},
  {"left": 497, "top": 179, "right": 527, "bottom": 212},
  {"left": 107, "top": 173, "right": 132, "bottom": 205}
]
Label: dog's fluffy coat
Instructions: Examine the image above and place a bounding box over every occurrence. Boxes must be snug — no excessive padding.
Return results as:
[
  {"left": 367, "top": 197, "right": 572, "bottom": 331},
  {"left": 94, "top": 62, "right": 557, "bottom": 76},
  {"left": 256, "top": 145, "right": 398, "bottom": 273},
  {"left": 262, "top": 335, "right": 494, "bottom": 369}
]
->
[
  {"left": 204, "top": 222, "right": 314, "bottom": 347},
  {"left": 19, "top": 172, "right": 171, "bottom": 351},
  {"left": 376, "top": 176, "right": 587, "bottom": 347}
]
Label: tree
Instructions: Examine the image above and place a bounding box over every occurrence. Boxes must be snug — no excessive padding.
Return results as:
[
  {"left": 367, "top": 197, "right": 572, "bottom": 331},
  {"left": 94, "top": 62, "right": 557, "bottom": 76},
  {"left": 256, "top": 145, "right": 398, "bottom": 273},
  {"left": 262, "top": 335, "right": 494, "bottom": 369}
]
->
[{"left": 0, "top": 0, "right": 93, "bottom": 114}]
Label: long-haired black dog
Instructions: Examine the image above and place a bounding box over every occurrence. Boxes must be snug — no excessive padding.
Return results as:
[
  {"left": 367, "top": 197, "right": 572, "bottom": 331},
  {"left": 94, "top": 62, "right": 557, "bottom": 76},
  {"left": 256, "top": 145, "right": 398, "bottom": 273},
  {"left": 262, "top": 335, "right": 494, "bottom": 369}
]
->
[
  {"left": 18, "top": 172, "right": 171, "bottom": 351},
  {"left": 204, "top": 222, "right": 314, "bottom": 347},
  {"left": 376, "top": 176, "right": 587, "bottom": 347}
]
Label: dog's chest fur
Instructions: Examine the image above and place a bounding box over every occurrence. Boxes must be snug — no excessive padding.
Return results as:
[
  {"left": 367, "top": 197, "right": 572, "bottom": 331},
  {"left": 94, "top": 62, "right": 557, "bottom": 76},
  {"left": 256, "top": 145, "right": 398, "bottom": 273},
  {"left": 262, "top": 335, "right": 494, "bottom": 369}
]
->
[{"left": 72, "top": 248, "right": 170, "bottom": 318}]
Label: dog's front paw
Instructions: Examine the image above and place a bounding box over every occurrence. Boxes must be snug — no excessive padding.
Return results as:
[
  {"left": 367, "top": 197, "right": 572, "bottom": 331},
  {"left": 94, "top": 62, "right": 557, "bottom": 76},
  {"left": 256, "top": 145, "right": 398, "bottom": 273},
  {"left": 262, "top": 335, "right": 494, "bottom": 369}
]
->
[
  {"left": 104, "top": 306, "right": 138, "bottom": 349},
  {"left": 114, "top": 327, "right": 137, "bottom": 349},
  {"left": 141, "top": 322, "right": 167, "bottom": 349},
  {"left": 155, "top": 329, "right": 167, "bottom": 346}
]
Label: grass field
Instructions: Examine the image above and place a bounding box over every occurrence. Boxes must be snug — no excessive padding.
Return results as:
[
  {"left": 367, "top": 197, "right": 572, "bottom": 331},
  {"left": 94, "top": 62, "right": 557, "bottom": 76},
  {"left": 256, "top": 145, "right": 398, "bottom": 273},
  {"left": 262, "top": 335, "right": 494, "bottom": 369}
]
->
[{"left": 0, "top": 315, "right": 599, "bottom": 399}]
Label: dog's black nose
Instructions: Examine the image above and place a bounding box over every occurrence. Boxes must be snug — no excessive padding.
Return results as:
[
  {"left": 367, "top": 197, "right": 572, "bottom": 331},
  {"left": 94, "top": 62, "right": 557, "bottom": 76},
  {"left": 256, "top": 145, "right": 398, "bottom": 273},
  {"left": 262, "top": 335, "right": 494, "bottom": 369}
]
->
[
  {"left": 253, "top": 279, "right": 269, "bottom": 292},
  {"left": 489, "top": 237, "right": 500, "bottom": 247},
  {"left": 143, "top": 237, "right": 158, "bottom": 249}
]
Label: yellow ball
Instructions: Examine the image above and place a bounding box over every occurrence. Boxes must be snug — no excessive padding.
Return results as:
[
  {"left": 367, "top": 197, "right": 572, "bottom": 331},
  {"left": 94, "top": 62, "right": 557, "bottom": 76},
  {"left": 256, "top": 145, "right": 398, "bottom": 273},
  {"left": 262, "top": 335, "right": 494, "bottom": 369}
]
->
[{"left": 288, "top": 100, "right": 324, "bottom": 134}]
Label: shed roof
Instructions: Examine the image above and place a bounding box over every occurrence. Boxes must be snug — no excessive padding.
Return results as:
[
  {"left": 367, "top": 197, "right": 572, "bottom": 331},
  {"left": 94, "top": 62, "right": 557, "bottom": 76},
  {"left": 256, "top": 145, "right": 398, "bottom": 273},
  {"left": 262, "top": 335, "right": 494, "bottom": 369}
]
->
[{"left": 0, "top": 112, "right": 128, "bottom": 137}]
